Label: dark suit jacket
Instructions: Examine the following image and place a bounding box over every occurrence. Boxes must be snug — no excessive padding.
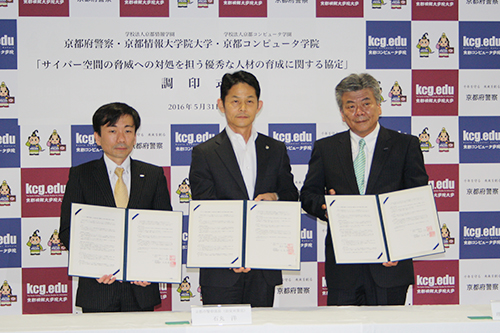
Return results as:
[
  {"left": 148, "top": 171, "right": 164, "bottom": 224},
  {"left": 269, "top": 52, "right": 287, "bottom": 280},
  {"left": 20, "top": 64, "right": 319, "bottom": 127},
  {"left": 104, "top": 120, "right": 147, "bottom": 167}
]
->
[
  {"left": 189, "top": 130, "right": 299, "bottom": 287},
  {"left": 59, "top": 157, "right": 172, "bottom": 310},
  {"left": 300, "top": 126, "right": 428, "bottom": 289}
]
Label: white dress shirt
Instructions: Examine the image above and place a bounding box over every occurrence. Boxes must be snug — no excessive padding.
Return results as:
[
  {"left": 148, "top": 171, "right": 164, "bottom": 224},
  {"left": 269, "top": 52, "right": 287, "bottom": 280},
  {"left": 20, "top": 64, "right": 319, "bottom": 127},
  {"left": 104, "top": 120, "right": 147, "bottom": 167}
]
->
[
  {"left": 225, "top": 126, "right": 258, "bottom": 200},
  {"left": 349, "top": 122, "right": 380, "bottom": 194}
]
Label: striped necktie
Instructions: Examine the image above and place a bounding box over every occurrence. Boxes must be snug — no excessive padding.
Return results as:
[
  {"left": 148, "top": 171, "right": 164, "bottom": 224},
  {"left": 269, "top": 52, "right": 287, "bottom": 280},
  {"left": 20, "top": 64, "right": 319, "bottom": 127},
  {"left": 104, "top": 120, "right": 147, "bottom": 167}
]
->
[{"left": 354, "top": 139, "right": 366, "bottom": 195}]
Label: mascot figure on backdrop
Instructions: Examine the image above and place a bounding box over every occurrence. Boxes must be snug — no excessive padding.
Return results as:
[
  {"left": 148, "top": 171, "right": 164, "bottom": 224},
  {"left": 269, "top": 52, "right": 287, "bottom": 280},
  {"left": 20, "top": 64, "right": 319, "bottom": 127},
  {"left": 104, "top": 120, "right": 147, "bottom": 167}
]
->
[
  {"left": 436, "top": 127, "right": 453, "bottom": 153},
  {"left": 177, "top": 276, "right": 195, "bottom": 302},
  {"left": 391, "top": 0, "right": 401, "bottom": 9},
  {"left": 388, "top": 81, "right": 404, "bottom": 106},
  {"left": 436, "top": 32, "right": 452, "bottom": 58},
  {"left": 47, "top": 229, "right": 66, "bottom": 255},
  {"left": 372, "top": 0, "right": 385, "bottom": 9},
  {"left": 0, "top": 0, "right": 15, "bottom": 7},
  {"left": 418, "top": 127, "right": 433, "bottom": 153},
  {"left": 0, "top": 280, "right": 16, "bottom": 306},
  {"left": 46, "top": 129, "right": 65, "bottom": 156},
  {"left": 416, "top": 33, "right": 433, "bottom": 58},
  {"left": 0, "top": 81, "right": 12, "bottom": 107},
  {"left": 26, "top": 230, "right": 44, "bottom": 255},
  {"left": 25, "top": 130, "right": 44, "bottom": 156},
  {"left": 441, "top": 224, "right": 455, "bottom": 248},
  {"left": 0, "top": 180, "right": 15, "bottom": 206},
  {"left": 378, "top": 81, "right": 386, "bottom": 103},
  {"left": 176, "top": 178, "right": 192, "bottom": 204}
]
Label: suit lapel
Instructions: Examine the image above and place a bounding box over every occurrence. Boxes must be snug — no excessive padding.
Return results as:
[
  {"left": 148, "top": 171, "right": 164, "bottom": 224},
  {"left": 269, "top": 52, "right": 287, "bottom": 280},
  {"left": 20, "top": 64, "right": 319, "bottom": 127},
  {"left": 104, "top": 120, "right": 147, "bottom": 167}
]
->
[
  {"left": 254, "top": 134, "right": 270, "bottom": 196},
  {"left": 336, "top": 131, "right": 360, "bottom": 193},
  {"left": 366, "top": 126, "right": 391, "bottom": 194},
  {"left": 128, "top": 159, "right": 144, "bottom": 208},
  {"left": 92, "top": 158, "right": 116, "bottom": 207},
  {"left": 215, "top": 130, "right": 248, "bottom": 198}
]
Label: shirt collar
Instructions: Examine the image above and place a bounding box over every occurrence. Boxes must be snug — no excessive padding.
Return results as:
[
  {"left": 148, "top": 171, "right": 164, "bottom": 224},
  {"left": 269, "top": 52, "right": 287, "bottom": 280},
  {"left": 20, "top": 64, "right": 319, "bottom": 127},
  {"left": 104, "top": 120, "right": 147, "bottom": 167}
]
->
[
  {"left": 349, "top": 122, "right": 380, "bottom": 148},
  {"left": 225, "top": 125, "right": 258, "bottom": 146},
  {"left": 103, "top": 154, "right": 131, "bottom": 176}
]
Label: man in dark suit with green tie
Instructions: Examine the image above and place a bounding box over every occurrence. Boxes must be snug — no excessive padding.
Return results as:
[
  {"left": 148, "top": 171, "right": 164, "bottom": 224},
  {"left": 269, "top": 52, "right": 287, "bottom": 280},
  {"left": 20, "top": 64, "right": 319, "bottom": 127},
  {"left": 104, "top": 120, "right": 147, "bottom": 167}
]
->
[{"left": 301, "top": 73, "right": 428, "bottom": 306}]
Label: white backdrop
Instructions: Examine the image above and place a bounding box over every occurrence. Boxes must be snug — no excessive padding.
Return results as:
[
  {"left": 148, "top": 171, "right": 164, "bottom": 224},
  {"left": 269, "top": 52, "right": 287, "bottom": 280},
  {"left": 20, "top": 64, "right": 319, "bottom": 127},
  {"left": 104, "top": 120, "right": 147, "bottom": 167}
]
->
[{"left": 1, "top": 0, "right": 499, "bottom": 314}]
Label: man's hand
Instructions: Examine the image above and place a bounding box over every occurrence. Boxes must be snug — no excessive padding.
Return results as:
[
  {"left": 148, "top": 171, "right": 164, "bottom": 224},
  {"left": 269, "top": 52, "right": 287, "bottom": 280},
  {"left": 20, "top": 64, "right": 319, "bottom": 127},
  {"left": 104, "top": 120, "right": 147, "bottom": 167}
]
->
[
  {"left": 96, "top": 274, "right": 116, "bottom": 285},
  {"left": 232, "top": 267, "right": 251, "bottom": 273},
  {"left": 382, "top": 261, "right": 399, "bottom": 267},
  {"left": 131, "top": 281, "right": 151, "bottom": 287},
  {"left": 321, "top": 189, "right": 336, "bottom": 216},
  {"left": 254, "top": 193, "right": 278, "bottom": 201}
]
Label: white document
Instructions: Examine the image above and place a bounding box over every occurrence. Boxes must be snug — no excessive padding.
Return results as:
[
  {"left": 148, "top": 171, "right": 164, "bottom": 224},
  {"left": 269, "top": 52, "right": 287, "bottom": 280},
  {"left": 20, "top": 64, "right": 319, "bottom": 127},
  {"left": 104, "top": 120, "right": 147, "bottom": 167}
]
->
[
  {"left": 187, "top": 200, "right": 244, "bottom": 268},
  {"left": 68, "top": 203, "right": 182, "bottom": 283},
  {"left": 187, "top": 200, "right": 301, "bottom": 270},
  {"left": 245, "top": 201, "right": 301, "bottom": 270},
  {"left": 125, "top": 209, "right": 183, "bottom": 283},
  {"left": 325, "top": 185, "right": 444, "bottom": 264},
  {"left": 378, "top": 185, "right": 444, "bottom": 261},
  {"left": 68, "top": 204, "right": 126, "bottom": 280},
  {"left": 325, "top": 195, "right": 388, "bottom": 264}
]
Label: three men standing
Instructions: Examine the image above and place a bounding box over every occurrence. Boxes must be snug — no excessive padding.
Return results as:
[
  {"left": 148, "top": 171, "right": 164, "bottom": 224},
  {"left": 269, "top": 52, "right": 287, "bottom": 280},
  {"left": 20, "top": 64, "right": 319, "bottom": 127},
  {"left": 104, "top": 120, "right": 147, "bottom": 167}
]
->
[{"left": 60, "top": 72, "right": 428, "bottom": 311}]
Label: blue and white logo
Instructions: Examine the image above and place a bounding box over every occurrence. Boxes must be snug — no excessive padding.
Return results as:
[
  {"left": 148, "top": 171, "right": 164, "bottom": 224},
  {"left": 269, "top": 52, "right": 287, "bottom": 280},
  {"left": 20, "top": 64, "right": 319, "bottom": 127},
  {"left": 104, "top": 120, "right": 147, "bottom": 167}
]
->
[
  {"left": 71, "top": 125, "right": 102, "bottom": 166},
  {"left": 459, "top": 116, "right": 500, "bottom": 163},
  {"left": 269, "top": 123, "right": 316, "bottom": 165},
  {"left": 171, "top": 124, "right": 219, "bottom": 166},
  {"left": 0, "top": 219, "right": 21, "bottom": 268},
  {"left": 0, "top": 119, "right": 20, "bottom": 168},
  {"left": 460, "top": 22, "right": 500, "bottom": 69},
  {"left": 460, "top": 212, "right": 500, "bottom": 259},
  {"left": 0, "top": 20, "right": 17, "bottom": 70},
  {"left": 300, "top": 214, "right": 317, "bottom": 262},
  {"left": 366, "top": 21, "right": 411, "bottom": 69}
]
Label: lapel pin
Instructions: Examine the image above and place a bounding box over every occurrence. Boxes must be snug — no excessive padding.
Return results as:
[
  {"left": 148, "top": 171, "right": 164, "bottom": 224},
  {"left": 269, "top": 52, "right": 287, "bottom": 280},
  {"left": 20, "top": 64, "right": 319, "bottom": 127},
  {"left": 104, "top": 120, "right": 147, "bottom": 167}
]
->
[
  {"left": 140, "top": 174, "right": 145, "bottom": 178},
  {"left": 265, "top": 145, "right": 269, "bottom": 150}
]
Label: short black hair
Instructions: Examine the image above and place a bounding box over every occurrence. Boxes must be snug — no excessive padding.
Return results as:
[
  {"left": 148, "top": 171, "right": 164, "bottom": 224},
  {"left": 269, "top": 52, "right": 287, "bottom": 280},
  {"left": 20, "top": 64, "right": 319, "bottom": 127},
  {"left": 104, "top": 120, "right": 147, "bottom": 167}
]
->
[
  {"left": 92, "top": 102, "right": 141, "bottom": 135},
  {"left": 220, "top": 71, "right": 261, "bottom": 103}
]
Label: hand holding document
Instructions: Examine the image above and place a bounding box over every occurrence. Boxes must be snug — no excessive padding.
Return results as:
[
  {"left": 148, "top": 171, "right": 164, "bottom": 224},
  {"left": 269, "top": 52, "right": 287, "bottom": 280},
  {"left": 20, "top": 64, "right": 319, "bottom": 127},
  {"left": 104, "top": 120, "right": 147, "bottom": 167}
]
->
[
  {"left": 187, "top": 200, "right": 301, "bottom": 270},
  {"left": 68, "top": 203, "right": 183, "bottom": 283},
  {"left": 325, "top": 185, "right": 444, "bottom": 264}
]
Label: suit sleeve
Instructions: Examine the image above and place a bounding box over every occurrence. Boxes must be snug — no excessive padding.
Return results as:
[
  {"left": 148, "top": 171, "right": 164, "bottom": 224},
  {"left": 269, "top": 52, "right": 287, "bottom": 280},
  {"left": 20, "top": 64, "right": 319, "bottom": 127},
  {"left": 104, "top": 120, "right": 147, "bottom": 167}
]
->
[
  {"left": 300, "top": 141, "right": 328, "bottom": 221},
  {"left": 189, "top": 145, "right": 218, "bottom": 200},
  {"left": 403, "top": 135, "right": 429, "bottom": 189},
  {"left": 59, "top": 167, "right": 84, "bottom": 250},
  {"left": 275, "top": 142, "right": 299, "bottom": 202}
]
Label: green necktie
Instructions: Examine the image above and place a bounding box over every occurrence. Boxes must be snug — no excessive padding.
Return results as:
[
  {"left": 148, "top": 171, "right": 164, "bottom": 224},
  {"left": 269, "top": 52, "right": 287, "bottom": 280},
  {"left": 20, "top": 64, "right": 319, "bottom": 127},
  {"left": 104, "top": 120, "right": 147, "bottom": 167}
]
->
[{"left": 354, "top": 139, "right": 366, "bottom": 195}]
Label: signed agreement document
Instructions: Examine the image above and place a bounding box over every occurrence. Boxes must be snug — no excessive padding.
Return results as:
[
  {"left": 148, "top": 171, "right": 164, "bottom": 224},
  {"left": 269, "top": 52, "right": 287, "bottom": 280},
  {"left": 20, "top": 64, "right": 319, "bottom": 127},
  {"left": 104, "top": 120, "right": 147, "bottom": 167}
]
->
[
  {"left": 325, "top": 185, "right": 444, "bottom": 264},
  {"left": 187, "top": 200, "right": 301, "bottom": 270},
  {"left": 68, "top": 203, "right": 182, "bottom": 283}
]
